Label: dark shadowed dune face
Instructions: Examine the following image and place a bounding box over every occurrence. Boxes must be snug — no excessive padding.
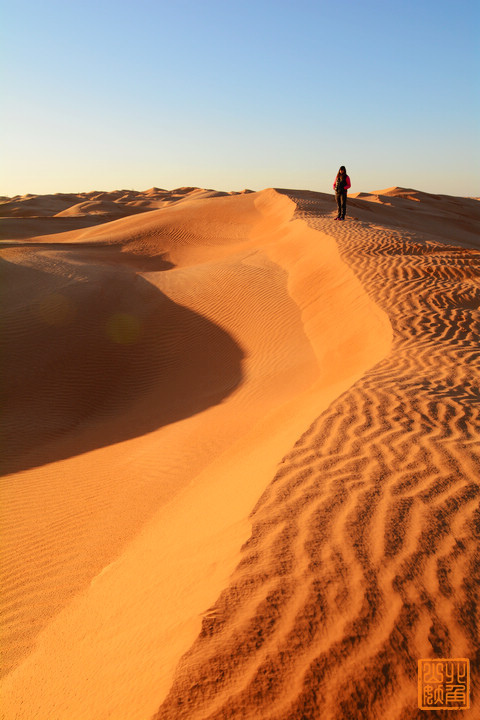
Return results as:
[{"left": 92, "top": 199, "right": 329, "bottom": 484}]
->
[{"left": 1, "top": 249, "right": 244, "bottom": 476}]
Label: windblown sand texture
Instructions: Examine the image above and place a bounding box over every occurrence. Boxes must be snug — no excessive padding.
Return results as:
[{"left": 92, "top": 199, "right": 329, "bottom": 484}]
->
[{"left": 0, "top": 186, "right": 478, "bottom": 719}]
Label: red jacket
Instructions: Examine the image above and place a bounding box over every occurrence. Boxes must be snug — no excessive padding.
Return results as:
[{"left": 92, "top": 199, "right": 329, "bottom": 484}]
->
[{"left": 333, "top": 174, "right": 351, "bottom": 192}]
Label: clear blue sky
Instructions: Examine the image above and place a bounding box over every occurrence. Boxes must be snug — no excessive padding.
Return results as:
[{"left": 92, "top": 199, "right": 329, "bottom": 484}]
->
[{"left": 2, "top": 0, "right": 479, "bottom": 196}]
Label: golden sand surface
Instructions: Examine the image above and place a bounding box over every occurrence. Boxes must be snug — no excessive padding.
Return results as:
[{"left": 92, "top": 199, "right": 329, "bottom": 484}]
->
[{"left": 0, "top": 186, "right": 478, "bottom": 719}]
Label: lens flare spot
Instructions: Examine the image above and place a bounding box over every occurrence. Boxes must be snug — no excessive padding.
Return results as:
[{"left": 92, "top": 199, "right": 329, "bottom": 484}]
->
[
  {"left": 106, "top": 313, "right": 141, "bottom": 344},
  {"left": 37, "top": 293, "right": 75, "bottom": 326}
]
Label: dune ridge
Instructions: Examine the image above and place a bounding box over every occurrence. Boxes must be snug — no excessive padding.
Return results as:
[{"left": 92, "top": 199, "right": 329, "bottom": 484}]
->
[
  {"left": 0, "top": 187, "right": 253, "bottom": 242},
  {"left": 153, "top": 190, "right": 480, "bottom": 720},
  {"left": 0, "top": 187, "right": 390, "bottom": 719},
  {"left": 0, "top": 186, "right": 478, "bottom": 719}
]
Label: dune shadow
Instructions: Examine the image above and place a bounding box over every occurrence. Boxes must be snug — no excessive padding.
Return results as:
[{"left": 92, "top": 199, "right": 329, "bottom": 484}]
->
[
  {"left": 5, "top": 242, "right": 177, "bottom": 272},
  {"left": 0, "top": 250, "right": 245, "bottom": 475},
  {"left": 0, "top": 216, "right": 116, "bottom": 240},
  {"left": 0, "top": 206, "right": 158, "bottom": 241}
]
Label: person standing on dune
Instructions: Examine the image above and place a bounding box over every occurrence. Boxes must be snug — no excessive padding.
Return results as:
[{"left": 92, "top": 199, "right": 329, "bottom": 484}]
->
[{"left": 333, "top": 165, "right": 351, "bottom": 220}]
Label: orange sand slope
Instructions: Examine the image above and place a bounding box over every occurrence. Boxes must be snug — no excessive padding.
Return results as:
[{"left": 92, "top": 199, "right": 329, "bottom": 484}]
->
[{"left": 0, "top": 187, "right": 479, "bottom": 719}]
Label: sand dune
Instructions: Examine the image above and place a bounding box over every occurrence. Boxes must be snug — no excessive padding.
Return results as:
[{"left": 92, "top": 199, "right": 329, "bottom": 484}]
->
[
  {"left": 0, "top": 188, "right": 255, "bottom": 241},
  {"left": 0, "top": 186, "right": 478, "bottom": 719},
  {"left": 54, "top": 199, "right": 147, "bottom": 217}
]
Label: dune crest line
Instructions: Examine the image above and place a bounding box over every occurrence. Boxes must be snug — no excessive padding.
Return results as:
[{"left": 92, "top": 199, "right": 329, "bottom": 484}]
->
[
  {"left": 0, "top": 188, "right": 392, "bottom": 719},
  {"left": 152, "top": 189, "right": 480, "bottom": 720}
]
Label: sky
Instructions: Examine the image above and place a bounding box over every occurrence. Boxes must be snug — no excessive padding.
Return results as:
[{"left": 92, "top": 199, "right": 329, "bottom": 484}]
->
[{"left": 2, "top": 0, "right": 479, "bottom": 197}]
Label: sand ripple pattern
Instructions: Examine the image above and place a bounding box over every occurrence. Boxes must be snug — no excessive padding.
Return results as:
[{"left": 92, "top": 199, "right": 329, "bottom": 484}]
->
[{"left": 155, "top": 196, "right": 480, "bottom": 719}]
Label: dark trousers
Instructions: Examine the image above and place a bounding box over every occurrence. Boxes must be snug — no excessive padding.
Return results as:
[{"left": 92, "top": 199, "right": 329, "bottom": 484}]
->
[{"left": 336, "top": 191, "right": 347, "bottom": 218}]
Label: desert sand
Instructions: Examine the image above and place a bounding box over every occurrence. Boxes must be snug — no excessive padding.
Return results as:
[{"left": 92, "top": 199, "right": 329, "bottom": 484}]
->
[{"left": 0, "top": 185, "right": 478, "bottom": 719}]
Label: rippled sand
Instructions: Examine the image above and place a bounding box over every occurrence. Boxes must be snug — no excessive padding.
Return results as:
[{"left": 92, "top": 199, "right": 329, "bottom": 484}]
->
[{"left": 1, "top": 186, "right": 478, "bottom": 719}]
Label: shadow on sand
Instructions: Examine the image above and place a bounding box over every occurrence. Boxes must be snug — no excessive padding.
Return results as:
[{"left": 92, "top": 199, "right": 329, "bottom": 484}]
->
[
  {"left": 1, "top": 246, "right": 245, "bottom": 475},
  {"left": 0, "top": 205, "right": 157, "bottom": 241}
]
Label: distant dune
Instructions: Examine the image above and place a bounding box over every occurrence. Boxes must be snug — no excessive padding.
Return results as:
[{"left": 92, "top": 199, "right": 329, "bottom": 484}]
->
[{"left": 0, "top": 186, "right": 478, "bottom": 719}]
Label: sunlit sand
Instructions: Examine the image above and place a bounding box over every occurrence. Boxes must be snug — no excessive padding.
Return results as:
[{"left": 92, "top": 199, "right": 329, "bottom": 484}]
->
[{"left": 1, "top": 186, "right": 478, "bottom": 719}]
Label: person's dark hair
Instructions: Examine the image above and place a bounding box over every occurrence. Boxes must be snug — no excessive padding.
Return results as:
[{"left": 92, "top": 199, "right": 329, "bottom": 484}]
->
[{"left": 339, "top": 166, "right": 346, "bottom": 173}]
